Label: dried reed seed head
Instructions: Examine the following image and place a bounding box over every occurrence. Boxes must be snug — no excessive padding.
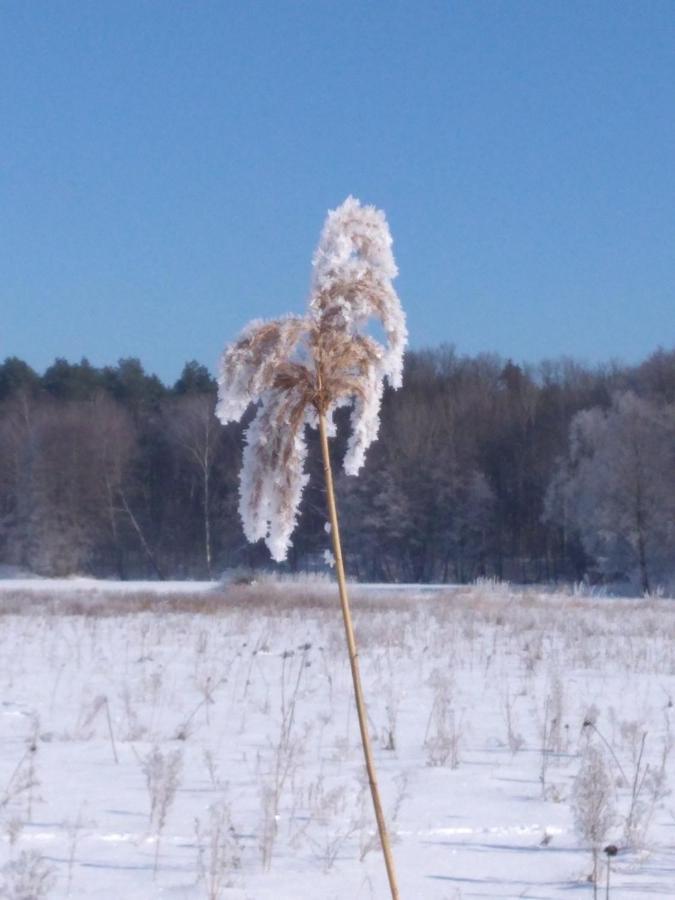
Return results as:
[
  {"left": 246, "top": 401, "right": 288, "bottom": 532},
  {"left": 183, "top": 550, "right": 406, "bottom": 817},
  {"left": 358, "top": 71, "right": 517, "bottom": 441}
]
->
[{"left": 216, "top": 196, "right": 407, "bottom": 561}]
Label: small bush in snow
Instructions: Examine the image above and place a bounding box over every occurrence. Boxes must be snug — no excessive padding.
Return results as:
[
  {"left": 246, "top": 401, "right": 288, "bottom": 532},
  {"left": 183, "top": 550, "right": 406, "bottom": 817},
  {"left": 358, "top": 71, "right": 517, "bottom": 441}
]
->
[
  {"left": 195, "top": 798, "right": 242, "bottom": 900},
  {"left": 571, "top": 744, "right": 616, "bottom": 895},
  {"left": 141, "top": 746, "right": 183, "bottom": 876},
  {"left": 1, "top": 851, "right": 56, "bottom": 900}
]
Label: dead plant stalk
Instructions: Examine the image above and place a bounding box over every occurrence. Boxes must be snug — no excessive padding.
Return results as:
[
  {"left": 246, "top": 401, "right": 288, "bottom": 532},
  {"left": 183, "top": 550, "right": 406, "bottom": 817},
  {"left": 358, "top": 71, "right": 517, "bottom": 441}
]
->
[
  {"left": 216, "top": 196, "right": 406, "bottom": 899},
  {"left": 317, "top": 394, "right": 399, "bottom": 900}
]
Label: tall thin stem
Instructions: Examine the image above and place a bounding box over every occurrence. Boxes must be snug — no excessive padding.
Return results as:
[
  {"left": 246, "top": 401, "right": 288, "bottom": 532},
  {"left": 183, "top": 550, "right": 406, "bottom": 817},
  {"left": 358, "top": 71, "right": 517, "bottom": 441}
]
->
[{"left": 317, "top": 405, "right": 400, "bottom": 900}]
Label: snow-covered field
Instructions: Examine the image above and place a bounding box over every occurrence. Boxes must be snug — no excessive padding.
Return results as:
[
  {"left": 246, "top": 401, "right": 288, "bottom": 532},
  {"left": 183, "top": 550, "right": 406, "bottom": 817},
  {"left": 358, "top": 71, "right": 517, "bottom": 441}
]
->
[{"left": 0, "top": 578, "right": 673, "bottom": 899}]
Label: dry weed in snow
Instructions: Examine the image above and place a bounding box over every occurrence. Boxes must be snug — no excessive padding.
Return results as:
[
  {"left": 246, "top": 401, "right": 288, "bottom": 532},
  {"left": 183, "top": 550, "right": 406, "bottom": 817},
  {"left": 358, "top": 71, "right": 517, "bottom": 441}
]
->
[{"left": 216, "top": 196, "right": 406, "bottom": 898}]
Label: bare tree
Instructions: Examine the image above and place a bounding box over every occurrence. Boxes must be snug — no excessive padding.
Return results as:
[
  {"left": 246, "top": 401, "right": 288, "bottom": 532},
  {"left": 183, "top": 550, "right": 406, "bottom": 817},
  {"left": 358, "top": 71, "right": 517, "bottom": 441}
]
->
[
  {"left": 18, "top": 402, "right": 100, "bottom": 575},
  {"left": 164, "top": 393, "right": 219, "bottom": 577},
  {"left": 0, "top": 390, "right": 36, "bottom": 569},
  {"left": 87, "top": 394, "right": 137, "bottom": 578}
]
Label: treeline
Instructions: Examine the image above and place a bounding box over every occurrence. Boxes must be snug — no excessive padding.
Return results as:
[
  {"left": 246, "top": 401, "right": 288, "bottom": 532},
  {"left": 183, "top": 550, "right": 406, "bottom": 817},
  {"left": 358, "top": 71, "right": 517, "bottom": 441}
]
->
[{"left": 0, "top": 347, "right": 673, "bottom": 588}]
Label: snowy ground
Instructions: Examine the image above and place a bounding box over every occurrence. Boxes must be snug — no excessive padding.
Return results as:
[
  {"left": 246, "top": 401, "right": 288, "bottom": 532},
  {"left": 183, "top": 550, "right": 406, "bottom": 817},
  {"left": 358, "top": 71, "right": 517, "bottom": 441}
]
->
[{"left": 0, "top": 578, "right": 673, "bottom": 899}]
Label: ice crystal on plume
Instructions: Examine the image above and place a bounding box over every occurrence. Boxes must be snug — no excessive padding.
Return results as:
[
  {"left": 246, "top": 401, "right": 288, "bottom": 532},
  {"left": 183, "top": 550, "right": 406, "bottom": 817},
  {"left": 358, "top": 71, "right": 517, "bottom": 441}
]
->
[{"left": 216, "top": 197, "right": 407, "bottom": 561}]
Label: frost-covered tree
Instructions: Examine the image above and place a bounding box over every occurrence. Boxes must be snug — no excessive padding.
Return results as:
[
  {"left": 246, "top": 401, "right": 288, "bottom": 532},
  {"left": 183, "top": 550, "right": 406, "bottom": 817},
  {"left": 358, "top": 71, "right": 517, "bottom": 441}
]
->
[
  {"left": 545, "top": 391, "right": 675, "bottom": 592},
  {"left": 216, "top": 196, "right": 406, "bottom": 898}
]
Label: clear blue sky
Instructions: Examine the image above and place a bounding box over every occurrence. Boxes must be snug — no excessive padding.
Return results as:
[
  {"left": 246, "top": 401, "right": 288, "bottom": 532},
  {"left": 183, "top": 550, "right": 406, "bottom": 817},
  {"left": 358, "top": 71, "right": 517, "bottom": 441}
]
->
[{"left": 3, "top": 1, "right": 674, "bottom": 384}]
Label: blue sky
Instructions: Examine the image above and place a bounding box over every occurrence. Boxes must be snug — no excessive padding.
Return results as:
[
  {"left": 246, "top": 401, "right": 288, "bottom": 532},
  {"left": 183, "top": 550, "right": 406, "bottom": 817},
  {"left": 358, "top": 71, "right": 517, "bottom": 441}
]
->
[{"left": 2, "top": 1, "right": 674, "bottom": 383}]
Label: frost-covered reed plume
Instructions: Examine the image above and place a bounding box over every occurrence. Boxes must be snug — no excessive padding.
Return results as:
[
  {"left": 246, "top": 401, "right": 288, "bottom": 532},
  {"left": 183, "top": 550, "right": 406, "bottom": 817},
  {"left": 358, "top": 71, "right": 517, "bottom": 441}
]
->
[{"left": 216, "top": 196, "right": 406, "bottom": 899}]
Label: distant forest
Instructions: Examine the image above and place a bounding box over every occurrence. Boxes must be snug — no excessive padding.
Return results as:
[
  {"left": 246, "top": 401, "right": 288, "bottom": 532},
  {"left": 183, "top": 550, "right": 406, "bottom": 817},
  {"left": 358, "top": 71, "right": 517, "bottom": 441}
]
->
[{"left": 1, "top": 347, "right": 674, "bottom": 589}]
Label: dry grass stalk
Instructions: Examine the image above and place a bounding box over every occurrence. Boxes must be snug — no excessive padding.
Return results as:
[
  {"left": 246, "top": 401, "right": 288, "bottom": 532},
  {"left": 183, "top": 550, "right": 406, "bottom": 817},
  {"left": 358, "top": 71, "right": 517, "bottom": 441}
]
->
[{"left": 215, "top": 196, "right": 406, "bottom": 898}]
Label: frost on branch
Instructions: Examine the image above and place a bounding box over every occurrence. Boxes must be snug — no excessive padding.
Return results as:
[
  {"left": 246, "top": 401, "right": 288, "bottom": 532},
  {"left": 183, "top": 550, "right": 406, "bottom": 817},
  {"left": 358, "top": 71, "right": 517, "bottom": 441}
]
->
[{"left": 216, "top": 196, "right": 407, "bottom": 561}]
